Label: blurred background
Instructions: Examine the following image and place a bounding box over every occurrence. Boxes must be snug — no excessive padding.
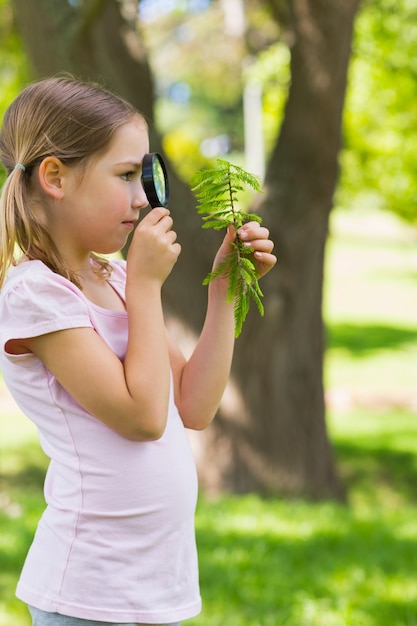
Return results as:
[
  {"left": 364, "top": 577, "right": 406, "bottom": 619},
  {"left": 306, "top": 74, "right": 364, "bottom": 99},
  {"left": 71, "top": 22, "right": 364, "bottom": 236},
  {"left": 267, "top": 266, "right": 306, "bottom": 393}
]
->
[{"left": 1, "top": 0, "right": 417, "bottom": 624}]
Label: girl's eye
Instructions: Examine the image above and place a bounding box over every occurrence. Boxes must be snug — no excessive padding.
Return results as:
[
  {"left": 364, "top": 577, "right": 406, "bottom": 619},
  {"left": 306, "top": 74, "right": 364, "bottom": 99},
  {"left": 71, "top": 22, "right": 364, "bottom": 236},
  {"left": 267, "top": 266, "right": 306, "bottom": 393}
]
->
[{"left": 121, "top": 171, "right": 135, "bottom": 182}]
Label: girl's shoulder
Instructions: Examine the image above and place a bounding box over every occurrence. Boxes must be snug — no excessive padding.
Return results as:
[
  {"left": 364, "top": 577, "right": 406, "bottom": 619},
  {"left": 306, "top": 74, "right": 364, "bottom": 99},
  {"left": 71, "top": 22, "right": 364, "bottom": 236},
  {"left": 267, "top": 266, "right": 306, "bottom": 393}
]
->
[
  {"left": 2, "top": 260, "right": 81, "bottom": 299},
  {"left": 0, "top": 258, "right": 127, "bottom": 317},
  {"left": 3, "top": 258, "right": 126, "bottom": 293},
  {"left": 0, "top": 260, "right": 92, "bottom": 334}
]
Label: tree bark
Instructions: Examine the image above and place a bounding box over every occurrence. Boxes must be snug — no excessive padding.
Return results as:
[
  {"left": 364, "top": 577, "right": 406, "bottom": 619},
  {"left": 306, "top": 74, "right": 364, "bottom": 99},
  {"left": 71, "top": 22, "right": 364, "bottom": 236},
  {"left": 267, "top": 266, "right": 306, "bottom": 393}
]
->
[
  {"left": 10, "top": 0, "right": 361, "bottom": 499},
  {"left": 11, "top": 0, "right": 154, "bottom": 117}
]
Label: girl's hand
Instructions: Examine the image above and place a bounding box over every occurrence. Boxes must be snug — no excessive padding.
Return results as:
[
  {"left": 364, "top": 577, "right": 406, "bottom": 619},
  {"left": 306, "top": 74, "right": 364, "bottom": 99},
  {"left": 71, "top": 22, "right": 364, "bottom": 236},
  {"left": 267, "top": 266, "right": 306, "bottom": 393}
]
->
[
  {"left": 127, "top": 207, "right": 181, "bottom": 285},
  {"left": 238, "top": 221, "right": 277, "bottom": 278},
  {"left": 213, "top": 221, "right": 277, "bottom": 281}
]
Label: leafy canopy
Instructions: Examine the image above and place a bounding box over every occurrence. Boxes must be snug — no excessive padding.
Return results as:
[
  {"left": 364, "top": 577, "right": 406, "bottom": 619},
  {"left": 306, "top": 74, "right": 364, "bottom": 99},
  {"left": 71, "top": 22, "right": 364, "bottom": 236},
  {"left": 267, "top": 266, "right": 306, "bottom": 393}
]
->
[
  {"left": 339, "top": 0, "right": 417, "bottom": 222},
  {"left": 191, "top": 159, "right": 264, "bottom": 338}
]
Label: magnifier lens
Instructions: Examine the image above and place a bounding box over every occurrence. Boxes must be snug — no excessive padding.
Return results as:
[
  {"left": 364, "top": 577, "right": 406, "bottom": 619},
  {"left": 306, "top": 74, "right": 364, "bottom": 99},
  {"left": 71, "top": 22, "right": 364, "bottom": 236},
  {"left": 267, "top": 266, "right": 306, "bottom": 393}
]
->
[
  {"left": 142, "top": 153, "right": 169, "bottom": 208},
  {"left": 153, "top": 159, "right": 166, "bottom": 201}
]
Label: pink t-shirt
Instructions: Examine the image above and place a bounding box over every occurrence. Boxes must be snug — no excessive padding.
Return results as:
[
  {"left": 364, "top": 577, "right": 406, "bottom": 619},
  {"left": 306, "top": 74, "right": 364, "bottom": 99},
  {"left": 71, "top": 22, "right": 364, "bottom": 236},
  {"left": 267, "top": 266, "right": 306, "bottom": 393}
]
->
[{"left": 0, "top": 260, "right": 201, "bottom": 624}]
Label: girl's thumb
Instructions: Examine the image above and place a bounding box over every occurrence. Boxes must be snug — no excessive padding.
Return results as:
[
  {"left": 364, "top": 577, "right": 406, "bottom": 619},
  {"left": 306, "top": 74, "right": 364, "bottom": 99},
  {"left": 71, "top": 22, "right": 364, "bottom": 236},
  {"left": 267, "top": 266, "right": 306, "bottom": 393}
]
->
[{"left": 226, "top": 224, "right": 237, "bottom": 242}]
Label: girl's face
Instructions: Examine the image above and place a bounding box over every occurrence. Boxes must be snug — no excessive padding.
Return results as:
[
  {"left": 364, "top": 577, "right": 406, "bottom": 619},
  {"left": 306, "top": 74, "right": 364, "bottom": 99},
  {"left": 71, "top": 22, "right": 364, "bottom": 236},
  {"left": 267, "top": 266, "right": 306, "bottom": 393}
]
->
[{"left": 57, "top": 116, "right": 150, "bottom": 261}]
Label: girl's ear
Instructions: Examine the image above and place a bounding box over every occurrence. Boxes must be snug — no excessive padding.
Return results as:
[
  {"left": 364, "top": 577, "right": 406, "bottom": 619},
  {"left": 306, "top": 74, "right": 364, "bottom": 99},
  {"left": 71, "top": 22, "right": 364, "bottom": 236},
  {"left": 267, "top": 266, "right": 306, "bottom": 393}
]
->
[{"left": 38, "top": 157, "right": 66, "bottom": 200}]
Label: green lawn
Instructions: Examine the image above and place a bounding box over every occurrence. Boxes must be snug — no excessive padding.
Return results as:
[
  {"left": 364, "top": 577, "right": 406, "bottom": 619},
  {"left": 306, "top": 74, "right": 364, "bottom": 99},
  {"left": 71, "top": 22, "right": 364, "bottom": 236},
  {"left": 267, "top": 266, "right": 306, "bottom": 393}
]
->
[
  {"left": 1, "top": 207, "right": 417, "bottom": 626},
  {"left": 324, "top": 208, "right": 417, "bottom": 397}
]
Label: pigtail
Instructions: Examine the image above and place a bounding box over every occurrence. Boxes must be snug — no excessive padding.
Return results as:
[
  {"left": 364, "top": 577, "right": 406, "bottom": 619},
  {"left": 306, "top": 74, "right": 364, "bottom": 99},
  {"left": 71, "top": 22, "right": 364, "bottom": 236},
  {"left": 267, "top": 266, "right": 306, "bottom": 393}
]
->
[
  {"left": 0, "top": 164, "right": 74, "bottom": 288},
  {"left": 0, "top": 164, "right": 53, "bottom": 287},
  {"left": 0, "top": 167, "right": 26, "bottom": 287}
]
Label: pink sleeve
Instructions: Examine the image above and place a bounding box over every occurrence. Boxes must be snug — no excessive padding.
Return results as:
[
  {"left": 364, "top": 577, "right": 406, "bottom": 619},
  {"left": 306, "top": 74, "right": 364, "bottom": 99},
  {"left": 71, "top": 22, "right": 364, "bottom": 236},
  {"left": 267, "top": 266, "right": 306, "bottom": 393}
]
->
[{"left": 0, "top": 265, "right": 92, "bottom": 351}]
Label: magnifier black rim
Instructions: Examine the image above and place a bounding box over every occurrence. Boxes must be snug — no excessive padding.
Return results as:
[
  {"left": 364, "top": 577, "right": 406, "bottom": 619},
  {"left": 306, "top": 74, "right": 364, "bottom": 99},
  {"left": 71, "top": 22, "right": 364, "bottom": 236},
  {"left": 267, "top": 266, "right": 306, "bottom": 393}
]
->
[{"left": 142, "top": 153, "right": 169, "bottom": 208}]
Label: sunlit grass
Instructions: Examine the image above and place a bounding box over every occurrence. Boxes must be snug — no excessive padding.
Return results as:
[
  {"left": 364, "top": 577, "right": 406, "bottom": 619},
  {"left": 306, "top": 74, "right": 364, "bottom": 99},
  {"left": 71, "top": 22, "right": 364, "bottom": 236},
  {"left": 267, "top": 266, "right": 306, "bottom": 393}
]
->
[
  {"left": 190, "top": 466, "right": 417, "bottom": 626},
  {"left": 325, "top": 207, "right": 417, "bottom": 331},
  {"left": 324, "top": 207, "right": 417, "bottom": 398},
  {"left": 1, "top": 207, "right": 417, "bottom": 625}
]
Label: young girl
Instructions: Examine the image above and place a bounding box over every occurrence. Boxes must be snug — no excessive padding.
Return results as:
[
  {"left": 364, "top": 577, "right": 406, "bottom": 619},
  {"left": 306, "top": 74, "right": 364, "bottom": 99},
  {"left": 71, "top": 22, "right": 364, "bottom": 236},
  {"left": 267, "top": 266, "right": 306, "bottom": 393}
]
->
[{"left": 0, "top": 77, "right": 276, "bottom": 626}]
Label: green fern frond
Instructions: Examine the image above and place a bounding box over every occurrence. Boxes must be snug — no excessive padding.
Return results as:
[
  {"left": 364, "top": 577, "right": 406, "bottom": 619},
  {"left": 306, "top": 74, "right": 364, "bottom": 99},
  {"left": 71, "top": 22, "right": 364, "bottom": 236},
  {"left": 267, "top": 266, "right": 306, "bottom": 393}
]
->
[
  {"left": 191, "top": 158, "right": 265, "bottom": 338},
  {"left": 201, "top": 220, "right": 230, "bottom": 230}
]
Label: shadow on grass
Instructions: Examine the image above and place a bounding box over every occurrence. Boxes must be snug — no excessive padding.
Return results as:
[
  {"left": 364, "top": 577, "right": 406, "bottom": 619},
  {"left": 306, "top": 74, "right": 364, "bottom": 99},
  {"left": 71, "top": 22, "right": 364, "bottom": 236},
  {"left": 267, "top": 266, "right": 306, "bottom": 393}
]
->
[
  {"left": 330, "top": 409, "right": 417, "bottom": 507},
  {"left": 1, "top": 462, "right": 46, "bottom": 491},
  {"left": 192, "top": 497, "right": 417, "bottom": 626},
  {"left": 335, "top": 440, "right": 417, "bottom": 506},
  {"left": 327, "top": 322, "right": 417, "bottom": 355}
]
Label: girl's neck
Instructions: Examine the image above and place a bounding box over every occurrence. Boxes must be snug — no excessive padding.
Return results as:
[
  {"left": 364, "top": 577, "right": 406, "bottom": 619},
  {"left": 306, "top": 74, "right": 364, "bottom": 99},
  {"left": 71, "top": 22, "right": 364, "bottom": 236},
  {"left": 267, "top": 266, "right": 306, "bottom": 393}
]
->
[{"left": 80, "top": 267, "right": 126, "bottom": 311}]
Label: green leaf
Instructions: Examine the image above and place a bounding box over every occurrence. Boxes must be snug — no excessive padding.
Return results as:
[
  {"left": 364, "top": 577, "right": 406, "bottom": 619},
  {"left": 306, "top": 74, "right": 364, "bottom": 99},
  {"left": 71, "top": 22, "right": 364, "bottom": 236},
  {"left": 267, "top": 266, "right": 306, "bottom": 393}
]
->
[{"left": 192, "top": 158, "right": 265, "bottom": 337}]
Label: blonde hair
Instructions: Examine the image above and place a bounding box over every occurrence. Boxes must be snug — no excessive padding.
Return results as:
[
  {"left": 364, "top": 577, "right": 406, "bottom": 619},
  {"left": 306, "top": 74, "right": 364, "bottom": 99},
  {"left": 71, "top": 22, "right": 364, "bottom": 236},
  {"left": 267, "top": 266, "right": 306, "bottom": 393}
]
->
[{"left": 0, "top": 76, "right": 141, "bottom": 288}]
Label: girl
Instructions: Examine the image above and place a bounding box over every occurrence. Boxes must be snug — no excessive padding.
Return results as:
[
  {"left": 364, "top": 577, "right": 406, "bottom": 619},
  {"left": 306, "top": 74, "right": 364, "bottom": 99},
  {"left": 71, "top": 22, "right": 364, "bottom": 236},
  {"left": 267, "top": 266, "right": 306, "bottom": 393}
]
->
[{"left": 0, "top": 77, "right": 276, "bottom": 626}]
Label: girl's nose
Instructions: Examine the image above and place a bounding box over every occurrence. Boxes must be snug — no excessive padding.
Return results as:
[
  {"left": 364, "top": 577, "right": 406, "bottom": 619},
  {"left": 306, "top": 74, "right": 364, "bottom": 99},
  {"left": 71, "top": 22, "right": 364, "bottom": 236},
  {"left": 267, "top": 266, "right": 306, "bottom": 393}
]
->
[{"left": 133, "top": 180, "right": 149, "bottom": 209}]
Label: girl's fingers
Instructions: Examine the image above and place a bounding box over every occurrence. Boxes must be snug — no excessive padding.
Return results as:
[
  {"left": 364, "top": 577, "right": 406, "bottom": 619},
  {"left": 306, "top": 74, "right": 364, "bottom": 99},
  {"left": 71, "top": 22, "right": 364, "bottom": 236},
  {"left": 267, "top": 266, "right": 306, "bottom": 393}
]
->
[
  {"left": 255, "top": 251, "right": 277, "bottom": 264},
  {"left": 242, "top": 239, "right": 275, "bottom": 253},
  {"left": 238, "top": 223, "right": 269, "bottom": 241},
  {"left": 253, "top": 252, "right": 277, "bottom": 277},
  {"left": 148, "top": 206, "right": 171, "bottom": 222}
]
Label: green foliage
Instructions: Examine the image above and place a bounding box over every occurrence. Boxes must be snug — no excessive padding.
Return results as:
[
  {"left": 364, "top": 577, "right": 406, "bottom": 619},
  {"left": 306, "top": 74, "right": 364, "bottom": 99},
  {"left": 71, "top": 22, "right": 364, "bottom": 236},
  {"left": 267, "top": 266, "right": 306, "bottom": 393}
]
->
[
  {"left": 0, "top": 0, "right": 32, "bottom": 188},
  {"left": 162, "top": 127, "right": 214, "bottom": 183},
  {"left": 141, "top": 0, "right": 417, "bottom": 225},
  {"left": 142, "top": 1, "right": 282, "bottom": 168},
  {"left": 338, "top": 0, "right": 417, "bottom": 222},
  {"left": 191, "top": 159, "right": 264, "bottom": 337}
]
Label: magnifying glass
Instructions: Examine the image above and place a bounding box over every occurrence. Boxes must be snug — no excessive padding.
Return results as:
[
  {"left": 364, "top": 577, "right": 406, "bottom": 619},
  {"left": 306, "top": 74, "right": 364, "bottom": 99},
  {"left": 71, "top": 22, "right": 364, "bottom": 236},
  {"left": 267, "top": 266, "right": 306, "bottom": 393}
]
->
[{"left": 142, "top": 153, "right": 169, "bottom": 208}]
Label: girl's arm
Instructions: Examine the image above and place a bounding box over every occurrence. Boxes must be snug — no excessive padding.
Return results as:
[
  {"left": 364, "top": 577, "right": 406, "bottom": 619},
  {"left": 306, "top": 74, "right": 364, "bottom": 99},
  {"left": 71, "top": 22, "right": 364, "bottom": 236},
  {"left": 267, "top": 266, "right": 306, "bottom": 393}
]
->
[
  {"left": 170, "top": 222, "right": 276, "bottom": 430},
  {"left": 19, "top": 207, "right": 181, "bottom": 442}
]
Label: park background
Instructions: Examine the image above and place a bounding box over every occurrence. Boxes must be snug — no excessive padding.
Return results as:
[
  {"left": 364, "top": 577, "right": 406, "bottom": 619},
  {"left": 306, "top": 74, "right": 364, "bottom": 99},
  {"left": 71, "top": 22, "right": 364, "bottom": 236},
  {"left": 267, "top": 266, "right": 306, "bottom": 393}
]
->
[{"left": 1, "top": 0, "right": 417, "bottom": 624}]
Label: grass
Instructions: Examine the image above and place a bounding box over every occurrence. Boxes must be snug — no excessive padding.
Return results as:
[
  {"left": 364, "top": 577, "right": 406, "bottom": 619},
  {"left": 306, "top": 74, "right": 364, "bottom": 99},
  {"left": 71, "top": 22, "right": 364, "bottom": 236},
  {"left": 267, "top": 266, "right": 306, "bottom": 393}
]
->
[
  {"left": 324, "top": 208, "right": 417, "bottom": 398},
  {"left": 1, "top": 207, "right": 417, "bottom": 625},
  {"left": 191, "top": 488, "right": 417, "bottom": 626}
]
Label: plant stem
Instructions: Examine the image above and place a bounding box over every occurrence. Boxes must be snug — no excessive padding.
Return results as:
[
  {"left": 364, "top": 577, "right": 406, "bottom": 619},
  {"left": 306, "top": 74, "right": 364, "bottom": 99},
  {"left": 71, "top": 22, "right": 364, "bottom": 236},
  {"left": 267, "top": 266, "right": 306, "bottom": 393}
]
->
[{"left": 226, "top": 162, "right": 247, "bottom": 291}]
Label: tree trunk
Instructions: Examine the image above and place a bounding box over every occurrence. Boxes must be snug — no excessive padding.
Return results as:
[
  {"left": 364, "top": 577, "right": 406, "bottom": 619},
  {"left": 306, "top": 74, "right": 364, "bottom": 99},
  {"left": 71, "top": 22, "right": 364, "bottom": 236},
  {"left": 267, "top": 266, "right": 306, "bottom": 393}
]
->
[
  {"left": 10, "top": 0, "right": 361, "bottom": 499},
  {"left": 11, "top": 0, "right": 154, "bottom": 117},
  {"left": 196, "top": 0, "right": 361, "bottom": 499}
]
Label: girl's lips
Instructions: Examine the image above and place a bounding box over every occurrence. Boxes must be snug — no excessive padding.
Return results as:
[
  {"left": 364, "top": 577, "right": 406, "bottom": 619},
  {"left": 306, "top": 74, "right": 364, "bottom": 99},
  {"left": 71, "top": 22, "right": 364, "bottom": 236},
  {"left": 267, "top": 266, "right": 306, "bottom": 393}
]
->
[{"left": 122, "top": 221, "right": 135, "bottom": 229}]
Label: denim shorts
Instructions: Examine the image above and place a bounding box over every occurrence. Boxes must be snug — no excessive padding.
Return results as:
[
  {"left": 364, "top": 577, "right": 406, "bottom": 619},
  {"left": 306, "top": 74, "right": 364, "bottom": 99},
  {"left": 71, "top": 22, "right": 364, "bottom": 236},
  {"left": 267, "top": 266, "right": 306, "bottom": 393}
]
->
[{"left": 29, "top": 605, "right": 180, "bottom": 626}]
